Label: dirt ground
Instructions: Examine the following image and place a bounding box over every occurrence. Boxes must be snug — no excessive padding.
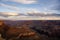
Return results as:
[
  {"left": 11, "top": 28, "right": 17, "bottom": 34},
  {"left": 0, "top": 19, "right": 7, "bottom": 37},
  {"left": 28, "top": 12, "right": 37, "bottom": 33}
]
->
[
  {"left": 0, "top": 37, "right": 4, "bottom": 40},
  {"left": 0, "top": 34, "right": 4, "bottom": 40}
]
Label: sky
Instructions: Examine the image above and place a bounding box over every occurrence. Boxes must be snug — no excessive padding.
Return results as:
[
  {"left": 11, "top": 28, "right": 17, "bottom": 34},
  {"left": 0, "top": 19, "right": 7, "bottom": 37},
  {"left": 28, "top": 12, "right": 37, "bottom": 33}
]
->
[
  {"left": 0, "top": 0, "right": 60, "bottom": 20},
  {"left": 0, "top": 0, "right": 60, "bottom": 13}
]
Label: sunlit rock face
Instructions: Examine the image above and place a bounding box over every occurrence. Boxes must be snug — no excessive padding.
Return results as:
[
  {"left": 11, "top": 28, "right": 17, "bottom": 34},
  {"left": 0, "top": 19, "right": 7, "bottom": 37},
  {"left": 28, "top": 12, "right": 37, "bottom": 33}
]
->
[
  {"left": 6, "top": 26, "right": 41, "bottom": 40},
  {"left": 0, "top": 20, "right": 9, "bottom": 36},
  {"left": 0, "top": 20, "right": 5, "bottom": 33},
  {"left": 0, "top": 20, "right": 4, "bottom": 26},
  {"left": 0, "top": 20, "right": 41, "bottom": 40},
  {"left": 0, "top": 20, "right": 60, "bottom": 40}
]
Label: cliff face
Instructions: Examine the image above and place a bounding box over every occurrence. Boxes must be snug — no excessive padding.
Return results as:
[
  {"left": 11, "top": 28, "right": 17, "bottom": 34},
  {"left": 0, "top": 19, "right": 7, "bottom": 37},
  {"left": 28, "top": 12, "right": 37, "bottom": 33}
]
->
[
  {"left": 0, "top": 20, "right": 41, "bottom": 40},
  {"left": 0, "top": 20, "right": 60, "bottom": 40}
]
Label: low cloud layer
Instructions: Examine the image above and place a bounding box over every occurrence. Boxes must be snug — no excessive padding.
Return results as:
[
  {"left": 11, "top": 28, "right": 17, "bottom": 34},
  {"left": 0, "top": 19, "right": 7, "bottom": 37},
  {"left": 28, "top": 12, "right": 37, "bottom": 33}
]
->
[
  {"left": 0, "top": 12, "right": 19, "bottom": 17},
  {"left": 0, "top": 12, "right": 60, "bottom": 20}
]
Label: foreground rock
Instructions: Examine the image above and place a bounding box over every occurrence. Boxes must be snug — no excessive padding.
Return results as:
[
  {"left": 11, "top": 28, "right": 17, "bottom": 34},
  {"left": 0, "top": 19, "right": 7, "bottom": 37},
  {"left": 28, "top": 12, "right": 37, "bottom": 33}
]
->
[{"left": 0, "top": 20, "right": 41, "bottom": 40}]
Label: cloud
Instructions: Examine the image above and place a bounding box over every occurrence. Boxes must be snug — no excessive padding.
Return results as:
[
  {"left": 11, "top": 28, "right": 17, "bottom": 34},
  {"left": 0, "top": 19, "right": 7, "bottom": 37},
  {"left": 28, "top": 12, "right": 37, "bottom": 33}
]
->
[
  {"left": 0, "top": 12, "right": 29, "bottom": 19},
  {"left": 26, "top": 8, "right": 40, "bottom": 13},
  {"left": 51, "top": 4, "right": 60, "bottom": 11},
  {"left": 54, "top": 5, "right": 60, "bottom": 11},
  {"left": 41, "top": 0, "right": 60, "bottom": 14},
  {"left": 0, "top": 12, "right": 29, "bottom": 20},
  {"left": 0, "top": 12, "right": 60, "bottom": 20},
  {"left": 0, "top": 3, "right": 20, "bottom": 11},
  {"left": 0, "top": 12, "right": 19, "bottom": 17},
  {"left": 48, "top": 0, "right": 60, "bottom": 12},
  {"left": 2, "top": 0, "right": 37, "bottom": 4}
]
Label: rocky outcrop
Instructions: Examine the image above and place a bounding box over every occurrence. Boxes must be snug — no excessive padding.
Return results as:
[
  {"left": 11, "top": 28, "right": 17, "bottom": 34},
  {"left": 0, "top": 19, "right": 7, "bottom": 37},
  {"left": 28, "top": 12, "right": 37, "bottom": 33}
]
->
[{"left": 0, "top": 20, "right": 41, "bottom": 40}]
